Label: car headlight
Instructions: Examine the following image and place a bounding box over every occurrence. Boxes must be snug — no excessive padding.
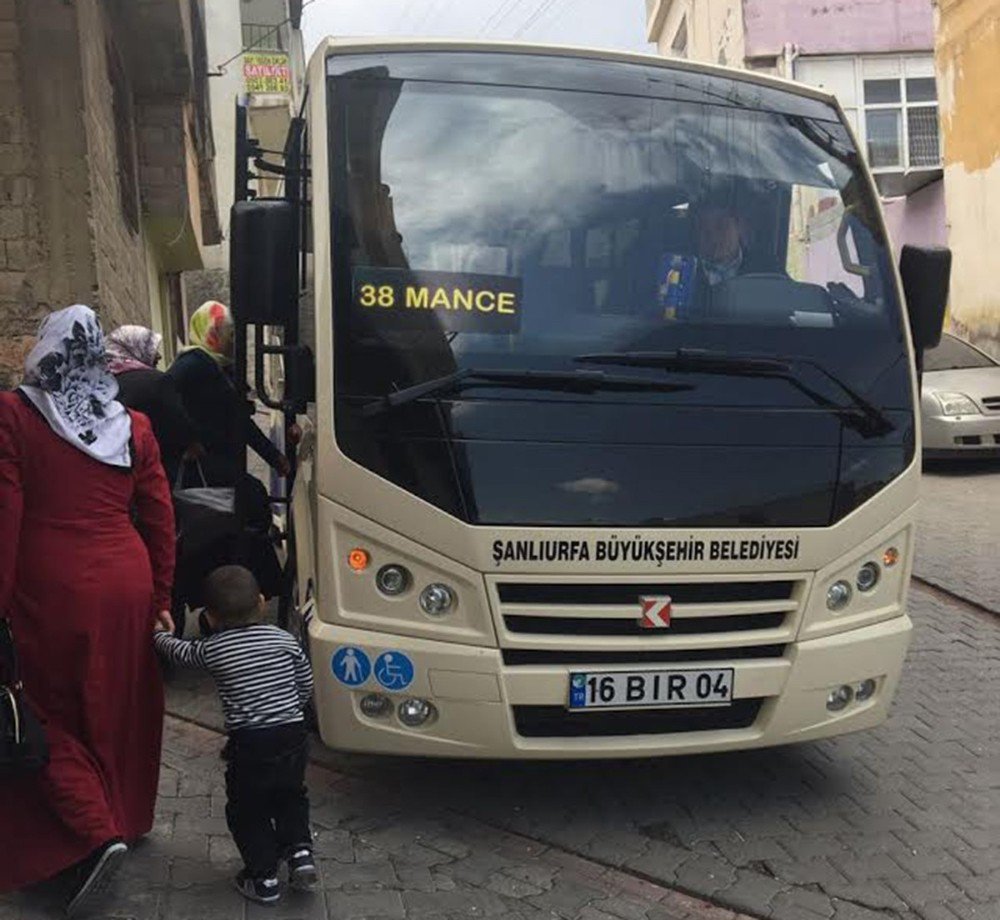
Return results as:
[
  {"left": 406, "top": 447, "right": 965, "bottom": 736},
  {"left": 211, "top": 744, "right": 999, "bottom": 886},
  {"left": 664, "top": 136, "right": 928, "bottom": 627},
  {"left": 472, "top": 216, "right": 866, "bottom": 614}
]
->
[{"left": 934, "top": 391, "right": 980, "bottom": 416}]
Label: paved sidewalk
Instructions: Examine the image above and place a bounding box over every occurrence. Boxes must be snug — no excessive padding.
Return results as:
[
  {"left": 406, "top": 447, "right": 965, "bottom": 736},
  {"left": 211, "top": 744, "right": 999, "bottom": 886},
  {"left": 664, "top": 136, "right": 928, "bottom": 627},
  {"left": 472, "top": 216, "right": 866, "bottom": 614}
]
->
[{"left": 0, "top": 718, "right": 754, "bottom": 920}]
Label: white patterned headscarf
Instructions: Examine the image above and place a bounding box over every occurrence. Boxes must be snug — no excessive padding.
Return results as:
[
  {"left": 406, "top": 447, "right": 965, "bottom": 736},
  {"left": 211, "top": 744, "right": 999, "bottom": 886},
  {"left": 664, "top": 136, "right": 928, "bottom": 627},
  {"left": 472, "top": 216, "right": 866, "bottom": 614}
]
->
[
  {"left": 19, "top": 305, "right": 132, "bottom": 468},
  {"left": 105, "top": 325, "right": 163, "bottom": 375}
]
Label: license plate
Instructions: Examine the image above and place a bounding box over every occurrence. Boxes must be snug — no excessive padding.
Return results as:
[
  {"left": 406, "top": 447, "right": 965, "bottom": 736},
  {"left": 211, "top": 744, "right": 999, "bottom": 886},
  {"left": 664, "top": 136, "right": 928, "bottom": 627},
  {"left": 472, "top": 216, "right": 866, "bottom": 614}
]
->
[{"left": 568, "top": 668, "right": 734, "bottom": 710}]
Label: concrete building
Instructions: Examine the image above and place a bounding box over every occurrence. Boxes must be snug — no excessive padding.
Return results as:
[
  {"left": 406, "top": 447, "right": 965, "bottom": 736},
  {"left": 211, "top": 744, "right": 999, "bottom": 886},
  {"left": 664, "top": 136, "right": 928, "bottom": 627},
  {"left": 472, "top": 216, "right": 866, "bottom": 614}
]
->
[
  {"left": 934, "top": 0, "right": 1000, "bottom": 358},
  {"left": 186, "top": 0, "right": 305, "bottom": 306},
  {"left": 0, "top": 0, "right": 220, "bottom": 387},
  {"left": 645, "top": 0, "right": 946, "bottom": 255}
]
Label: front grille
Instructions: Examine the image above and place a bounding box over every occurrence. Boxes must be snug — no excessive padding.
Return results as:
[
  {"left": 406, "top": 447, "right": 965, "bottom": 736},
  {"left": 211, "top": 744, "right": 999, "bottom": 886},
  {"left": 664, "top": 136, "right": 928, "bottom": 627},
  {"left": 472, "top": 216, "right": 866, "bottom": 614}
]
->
[
  {"left": 498, "top": 581, "right": 794, "bottom": 605},
  {"left": 494, "top": 578, "right": 800, "bottom": 643},
  {"left": 502, "top": 645, "right": 787, "bottom": 666},
  {"left": 504, "top": 612, "right": 786, "bottom": 636},
  {"left": 982, "top": 396, "right": 1000, "bottom": 411},
  {"left": 513, "top": 699, "right": 764, "bottom": 737}
]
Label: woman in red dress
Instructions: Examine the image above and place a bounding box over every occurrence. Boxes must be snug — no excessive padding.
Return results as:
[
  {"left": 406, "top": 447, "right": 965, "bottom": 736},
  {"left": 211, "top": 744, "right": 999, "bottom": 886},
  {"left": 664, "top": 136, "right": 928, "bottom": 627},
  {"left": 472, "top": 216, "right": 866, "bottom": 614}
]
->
[{"left": 0, "top": 305, "right": 175, "bottom": 914}]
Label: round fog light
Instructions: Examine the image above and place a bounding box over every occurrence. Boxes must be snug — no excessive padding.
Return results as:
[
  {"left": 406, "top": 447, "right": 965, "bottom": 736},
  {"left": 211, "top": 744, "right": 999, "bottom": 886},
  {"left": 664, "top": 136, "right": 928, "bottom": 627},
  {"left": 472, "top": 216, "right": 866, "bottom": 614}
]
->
[
  {"left": 376, "top": 564, "right": 411, "bottom": 596},
  {"left": 398, "top": 697, "right": 436, "bottom": 727},
  {"left": 419, "top": 583, "right": 455, "bottom": 616},
  {"left": 826, "top": 580, "right": 852, "bottom": 611},
  {"left": 359, "top": 693, "right": 392, "bottom": 718},
  {"left": 856, "top": 562, "right": 880, "bottom": 593},
  {"left": 855, "top": 678, "right": 877, "bottom": 702},
  {"left": 826, "top": 685, "right": 853, "bottom": 712}
]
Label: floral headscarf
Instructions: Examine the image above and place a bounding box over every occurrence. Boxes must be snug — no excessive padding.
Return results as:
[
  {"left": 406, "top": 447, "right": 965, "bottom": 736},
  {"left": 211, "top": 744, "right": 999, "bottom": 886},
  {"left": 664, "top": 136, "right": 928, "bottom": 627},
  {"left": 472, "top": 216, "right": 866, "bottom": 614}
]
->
[
  {"left": 19, "top": 305, "right": 132, "bottom": 468},
  {"left": 105, "top": 325, "right": 163, "bottom": 375},
  {"left": 181, "top": 301, "right": 233, "bottom": 365}
]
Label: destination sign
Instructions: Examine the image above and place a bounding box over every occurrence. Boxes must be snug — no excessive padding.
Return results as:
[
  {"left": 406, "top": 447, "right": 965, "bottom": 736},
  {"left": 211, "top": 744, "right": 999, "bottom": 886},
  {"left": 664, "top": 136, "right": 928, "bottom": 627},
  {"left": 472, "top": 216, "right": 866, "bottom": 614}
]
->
[
  {"left": 352, "top": 267, "right": 522, "bottom": 334},
  {"left": 490, "top": 536, "right": 802, "bottom": 567}
]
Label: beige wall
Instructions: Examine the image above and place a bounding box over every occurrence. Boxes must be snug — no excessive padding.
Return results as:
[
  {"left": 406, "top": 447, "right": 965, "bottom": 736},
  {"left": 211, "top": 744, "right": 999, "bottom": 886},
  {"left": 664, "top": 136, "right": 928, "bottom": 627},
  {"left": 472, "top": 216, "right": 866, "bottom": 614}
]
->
[
  {"left": 647, "top": 0, "right": 746, "bottom": 66},
  {"left": 935, "top": 0, "right": 1000, "bottom": 358}
]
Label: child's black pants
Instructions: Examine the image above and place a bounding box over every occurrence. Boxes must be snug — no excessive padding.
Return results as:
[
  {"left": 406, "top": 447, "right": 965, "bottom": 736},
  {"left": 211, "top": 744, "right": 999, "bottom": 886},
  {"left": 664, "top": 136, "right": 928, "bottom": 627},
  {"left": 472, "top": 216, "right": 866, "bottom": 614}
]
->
[{"left": 223, "top": 722, "right": 311, "bottom": 878}]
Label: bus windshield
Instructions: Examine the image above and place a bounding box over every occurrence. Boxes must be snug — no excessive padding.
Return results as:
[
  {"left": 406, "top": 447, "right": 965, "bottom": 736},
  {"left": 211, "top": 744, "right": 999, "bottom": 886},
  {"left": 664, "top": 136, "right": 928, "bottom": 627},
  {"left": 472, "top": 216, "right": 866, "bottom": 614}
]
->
[{"left": 327, "top": 51, "right": 914, "bottom": 528}]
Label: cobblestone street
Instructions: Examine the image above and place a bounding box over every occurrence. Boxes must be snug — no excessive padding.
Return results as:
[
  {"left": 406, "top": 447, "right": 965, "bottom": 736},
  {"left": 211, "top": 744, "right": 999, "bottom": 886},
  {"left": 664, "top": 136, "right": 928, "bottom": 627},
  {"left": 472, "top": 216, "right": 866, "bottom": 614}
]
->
[
  {"left": 3, "top": 464, "right": 998, "bottom": 920},
  {"left": 2, "top": 718, "right": 755, "bottom": 920},
  {"left": 916, "top": 461, "right": 1000, "bottom": 612}
]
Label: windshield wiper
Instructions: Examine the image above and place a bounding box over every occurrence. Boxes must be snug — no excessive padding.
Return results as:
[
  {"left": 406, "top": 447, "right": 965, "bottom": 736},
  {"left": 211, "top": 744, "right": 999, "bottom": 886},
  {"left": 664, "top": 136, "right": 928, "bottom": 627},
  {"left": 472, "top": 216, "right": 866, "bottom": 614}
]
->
[
  {"left": 362, "top": 367, "right": 693, "bottom": 417},
  {"left": 574, "top": 348, "right": 894, "bottom": 438}
]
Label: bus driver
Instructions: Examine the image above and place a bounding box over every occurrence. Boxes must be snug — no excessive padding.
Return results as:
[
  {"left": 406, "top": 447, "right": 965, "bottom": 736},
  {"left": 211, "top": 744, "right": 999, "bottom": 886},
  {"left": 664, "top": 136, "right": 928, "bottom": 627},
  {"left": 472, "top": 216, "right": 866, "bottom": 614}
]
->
[{"left": 657, "top": 195, "right": 752, "bottom": 319}]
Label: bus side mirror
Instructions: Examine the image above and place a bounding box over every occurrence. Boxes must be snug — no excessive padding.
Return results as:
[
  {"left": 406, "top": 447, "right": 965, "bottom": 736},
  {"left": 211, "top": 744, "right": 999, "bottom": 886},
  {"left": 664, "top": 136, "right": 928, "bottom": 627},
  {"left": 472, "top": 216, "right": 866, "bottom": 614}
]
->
[
  {"left": 230, "top": 199, "right": 298, "bottom": 326},
  {"left": 899, "top": 245, "right": 951, "bottom": 354}
]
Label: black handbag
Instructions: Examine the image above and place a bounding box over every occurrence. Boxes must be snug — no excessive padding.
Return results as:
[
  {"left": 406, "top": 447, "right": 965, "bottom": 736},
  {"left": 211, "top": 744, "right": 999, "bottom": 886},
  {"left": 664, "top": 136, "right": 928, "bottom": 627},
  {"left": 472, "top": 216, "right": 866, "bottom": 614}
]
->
[{"left": 0, "top": 618, "right": 49, "bottom": 773}]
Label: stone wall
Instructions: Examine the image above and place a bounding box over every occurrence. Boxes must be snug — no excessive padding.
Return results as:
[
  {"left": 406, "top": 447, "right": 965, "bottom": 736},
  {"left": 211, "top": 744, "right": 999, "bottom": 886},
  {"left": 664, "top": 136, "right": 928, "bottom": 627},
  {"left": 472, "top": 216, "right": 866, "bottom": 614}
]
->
[
  {"left": 182, "top": 267, "right": 229, "bottom": 316},
  {"left": 77, "top": 0, "right": 149, "bottom": 332},
  {"left": 0, "top": 0, "right": 174, "bottom": 388},
  {"left": 0, "top": 1, "right": 41, "bottom": 388}
]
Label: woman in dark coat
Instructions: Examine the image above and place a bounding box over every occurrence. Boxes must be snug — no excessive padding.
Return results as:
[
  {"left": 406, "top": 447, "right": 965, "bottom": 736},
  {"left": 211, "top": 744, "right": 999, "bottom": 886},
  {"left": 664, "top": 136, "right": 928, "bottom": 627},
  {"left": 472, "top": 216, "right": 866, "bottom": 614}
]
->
[
  {"left": 106, "top": 325, "right": 198, "bottom": 484},
  {"left": 166, "top": 301, "right": 288, "bottom": 605},
  {"left": 167, "top": 301, "right": 289, "bottom": 486},
  {"left": 0, "top": 305, "right": 175, "bottom": 913}
]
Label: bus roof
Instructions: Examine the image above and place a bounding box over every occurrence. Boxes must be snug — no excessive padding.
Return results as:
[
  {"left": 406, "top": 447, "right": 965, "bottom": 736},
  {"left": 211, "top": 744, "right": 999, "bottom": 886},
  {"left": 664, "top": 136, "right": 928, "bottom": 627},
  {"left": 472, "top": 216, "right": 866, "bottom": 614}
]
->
[{"left": 307, "top": 37, "right": 839, "bottom": 109}]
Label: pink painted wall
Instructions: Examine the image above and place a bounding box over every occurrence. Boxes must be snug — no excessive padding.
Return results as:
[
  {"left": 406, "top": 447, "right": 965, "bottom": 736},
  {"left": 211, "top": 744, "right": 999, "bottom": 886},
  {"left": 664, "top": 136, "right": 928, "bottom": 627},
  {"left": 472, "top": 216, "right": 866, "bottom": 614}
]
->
[
  {"left": 881, "top": 180, "right": 947, "bottom": 257},
  {"left": 743, "top": 0, "right": 935, "bottom": 59}
]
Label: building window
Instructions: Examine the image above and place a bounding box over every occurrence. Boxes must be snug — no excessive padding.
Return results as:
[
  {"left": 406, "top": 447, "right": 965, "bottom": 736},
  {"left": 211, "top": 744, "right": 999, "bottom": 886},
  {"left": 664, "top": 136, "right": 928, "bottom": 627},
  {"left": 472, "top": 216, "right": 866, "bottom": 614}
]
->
[
  {"left": 106, "top": 40, "right": 140, "bottom": 234},
  {"left": 863, "top": 74, "right": 940, "bottom": 170},
  {"left": 794, "top": 54, "right": 940, "bottom": 174},
  {"left": 671, "top": 16, "right": 688, "bottom": 58},
  {"left": 242, "top": 22, "right": 284, "bottom": 52}
]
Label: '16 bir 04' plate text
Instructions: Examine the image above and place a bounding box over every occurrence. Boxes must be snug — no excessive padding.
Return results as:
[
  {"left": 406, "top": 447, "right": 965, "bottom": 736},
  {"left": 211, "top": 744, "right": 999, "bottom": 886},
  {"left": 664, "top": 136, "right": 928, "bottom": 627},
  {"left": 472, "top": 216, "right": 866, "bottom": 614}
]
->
[{"left": 568, "top": 668, "right": 734, "bottom": 710}]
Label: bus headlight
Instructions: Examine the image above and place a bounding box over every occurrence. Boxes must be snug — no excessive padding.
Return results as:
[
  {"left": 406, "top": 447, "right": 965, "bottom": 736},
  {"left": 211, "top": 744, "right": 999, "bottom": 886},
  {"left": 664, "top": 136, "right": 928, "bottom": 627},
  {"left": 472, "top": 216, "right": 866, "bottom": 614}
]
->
[
  {"left": 398, "top": 698, "right": 436, "bottom": 727},
  {"left": 826, "top": 580, "right": 852, "bottom": 611},
  {"left": 826, "top": 685, "right": 853, "bottom": 711},
  {"left": 419, "top": 583, "right": 455, "bottom": 616},
  {"left": 360, "top": 693, "right": 392, "bottom": 717},
  {"left": 855, "top": 678, "right": 878, "bottom": 701},
  {"left": 856, "top": 562, "right": 880, "bottom": 593},
  {"left": 376, "top": 564, "right": 411, "bottom": 596}
]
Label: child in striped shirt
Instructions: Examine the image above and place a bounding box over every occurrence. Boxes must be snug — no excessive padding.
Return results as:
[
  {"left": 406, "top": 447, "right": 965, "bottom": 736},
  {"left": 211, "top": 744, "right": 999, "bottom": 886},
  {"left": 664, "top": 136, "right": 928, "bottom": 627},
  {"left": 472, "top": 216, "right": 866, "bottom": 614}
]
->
[{"left": 154, "top": 565, "right": 317, "bottom": 904}]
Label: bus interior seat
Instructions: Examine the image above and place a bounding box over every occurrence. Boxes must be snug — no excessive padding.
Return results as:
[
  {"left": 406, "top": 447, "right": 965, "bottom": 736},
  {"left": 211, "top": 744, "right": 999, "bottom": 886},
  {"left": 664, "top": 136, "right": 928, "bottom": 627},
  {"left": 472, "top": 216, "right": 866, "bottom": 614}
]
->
[{"left": 707, "top": 274, "right": 835, "bottom": 326}]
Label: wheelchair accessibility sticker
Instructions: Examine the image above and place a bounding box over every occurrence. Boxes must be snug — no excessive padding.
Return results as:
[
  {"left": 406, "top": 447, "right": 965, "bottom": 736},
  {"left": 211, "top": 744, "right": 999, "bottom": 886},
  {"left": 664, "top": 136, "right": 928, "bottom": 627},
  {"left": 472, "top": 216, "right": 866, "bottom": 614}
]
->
[
  {"left": 373, "top": 651, "right": 414, "bottom": 692},
  {"left": 331, "top": 646, "right": 371, "bottom": 687}
]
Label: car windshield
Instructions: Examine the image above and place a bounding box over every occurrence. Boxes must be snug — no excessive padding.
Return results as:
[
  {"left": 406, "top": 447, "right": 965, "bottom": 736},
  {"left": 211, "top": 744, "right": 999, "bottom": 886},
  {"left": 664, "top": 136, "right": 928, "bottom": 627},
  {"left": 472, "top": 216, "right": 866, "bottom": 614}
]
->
[
  {"left": 325, "top": 51, "right": 913, "bottom": 527},
  {"left": 924, "top": 334, "right": 997, "bottom": 371}
]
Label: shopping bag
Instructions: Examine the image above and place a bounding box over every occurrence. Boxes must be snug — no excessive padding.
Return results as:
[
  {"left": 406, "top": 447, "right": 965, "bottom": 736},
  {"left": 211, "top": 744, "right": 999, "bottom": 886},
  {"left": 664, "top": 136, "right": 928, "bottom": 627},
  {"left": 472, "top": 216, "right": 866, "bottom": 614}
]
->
[{"left": 172, "top": 460, "right": 238, "bottom": 560}]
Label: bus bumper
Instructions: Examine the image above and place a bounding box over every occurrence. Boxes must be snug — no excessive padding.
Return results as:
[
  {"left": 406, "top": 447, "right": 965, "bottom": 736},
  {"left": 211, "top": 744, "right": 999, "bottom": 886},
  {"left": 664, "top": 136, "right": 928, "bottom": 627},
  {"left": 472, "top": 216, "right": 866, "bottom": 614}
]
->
[{"left": 309, "top": 614, "right": 912, "bottom": 759}]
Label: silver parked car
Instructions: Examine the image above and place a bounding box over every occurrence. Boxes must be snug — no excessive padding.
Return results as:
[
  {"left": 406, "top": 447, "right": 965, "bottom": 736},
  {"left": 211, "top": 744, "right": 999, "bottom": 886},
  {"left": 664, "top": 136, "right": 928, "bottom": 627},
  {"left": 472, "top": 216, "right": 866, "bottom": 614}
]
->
[{"left": 921, "top": 333, "right": 1000, "bottom": 459}]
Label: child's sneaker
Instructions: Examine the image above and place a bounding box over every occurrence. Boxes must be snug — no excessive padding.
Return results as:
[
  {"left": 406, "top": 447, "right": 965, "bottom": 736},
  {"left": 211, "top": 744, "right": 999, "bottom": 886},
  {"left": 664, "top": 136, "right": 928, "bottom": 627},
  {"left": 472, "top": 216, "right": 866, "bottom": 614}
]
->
[
  {"left": 285, "top": 848, "right": 319, "bottom": 891},
  {"left": 233, "top": 872, "right": 281, "bottom": 904}
]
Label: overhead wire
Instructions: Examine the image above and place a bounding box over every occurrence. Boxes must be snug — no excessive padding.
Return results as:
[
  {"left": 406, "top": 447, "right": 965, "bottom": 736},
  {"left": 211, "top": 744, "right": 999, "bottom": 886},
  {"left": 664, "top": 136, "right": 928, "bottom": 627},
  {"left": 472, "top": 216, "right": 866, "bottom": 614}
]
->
[
  {"left": 512, "top": 0, "right": 567, "bottom": 38},
  {"left": 479, "top": 0, "right": 528, "bottom": 36},
  {"left": 413, "top": 0, "right": 447, "bottom": 34}
]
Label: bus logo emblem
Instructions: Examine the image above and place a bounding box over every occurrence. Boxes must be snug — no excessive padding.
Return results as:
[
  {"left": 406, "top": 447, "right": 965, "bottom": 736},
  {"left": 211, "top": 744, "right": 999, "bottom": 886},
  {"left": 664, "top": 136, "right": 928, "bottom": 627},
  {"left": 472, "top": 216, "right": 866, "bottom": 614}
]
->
[{"left": 638, "top": 596, "right": 672, "bottom": 629}]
